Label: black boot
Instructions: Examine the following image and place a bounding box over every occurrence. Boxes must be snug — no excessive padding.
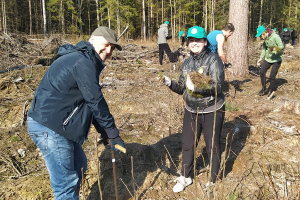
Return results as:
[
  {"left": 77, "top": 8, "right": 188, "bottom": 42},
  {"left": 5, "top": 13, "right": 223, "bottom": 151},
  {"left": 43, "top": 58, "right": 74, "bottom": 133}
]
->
[{"left": 258, "top": 88, "right": 268, "bottom": 96}]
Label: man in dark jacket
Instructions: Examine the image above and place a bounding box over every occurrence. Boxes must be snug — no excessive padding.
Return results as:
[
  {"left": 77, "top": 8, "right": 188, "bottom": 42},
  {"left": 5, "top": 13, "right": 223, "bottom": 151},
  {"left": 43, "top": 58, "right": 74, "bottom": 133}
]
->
[
  {"left": 27, "top": 27, "right": 125, "bottom": 200},
  {"left": 281, "top": 28, "right": 290, "bottom": 44},
  {"left": 290, "top": 28, "right": 297, "bottom": 46},
  {"left": 158, "top": 21, "right": 175, "bottom": 66}
]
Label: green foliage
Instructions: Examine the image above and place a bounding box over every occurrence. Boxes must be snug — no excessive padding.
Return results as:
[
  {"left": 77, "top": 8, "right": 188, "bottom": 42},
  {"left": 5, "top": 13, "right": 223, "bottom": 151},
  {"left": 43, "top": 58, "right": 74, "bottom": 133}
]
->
[
  {"left": 229, "top": 192, "right": 240, "bottom": 200},
  {"left": 11, "top": 135, "right": 20, "bottom": 142},
  {"left": 225, "top": 101, "right": 239, "bottom": 111}
]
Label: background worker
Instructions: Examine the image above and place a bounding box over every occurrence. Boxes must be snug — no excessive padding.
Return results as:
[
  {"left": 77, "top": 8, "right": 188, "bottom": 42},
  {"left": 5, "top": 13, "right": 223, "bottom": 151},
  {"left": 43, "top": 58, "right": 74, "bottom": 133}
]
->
[
  {"left": 207, "top": 23, "right": 235, "bottom": 65},
  {"left": 290, "top": 28, "right": 297, "bottom": 46},
  {"left": 256, "top": 25, "right": 284, "bottom": 97},
  {"left": 161, "top": 26, "right": 225, "bottom": 193},
  {"left": 178, "top": 30, "right": 188, "bottom": 48},
  {"left": 27, "top": 27, "right": 125, "bottom": 200},
  {"left": 158, "top": 21, "right": 175, "bottom": 66},
  {"left": 281, "top": 28, "right": 290, "bottom": 45}
]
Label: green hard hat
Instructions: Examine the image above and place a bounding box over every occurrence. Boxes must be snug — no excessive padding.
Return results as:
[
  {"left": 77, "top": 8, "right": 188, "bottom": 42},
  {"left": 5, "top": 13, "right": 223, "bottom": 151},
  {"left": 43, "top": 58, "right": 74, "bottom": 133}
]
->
[
  {"left": 255, "top": 25, "right": 266, "bottom": 37},
  {"left": 164, "top": 21, "right": 170, "bottom": 25},
  {"left": 289, "top": 28, "right": 293, "bottom": 31},
  {"left": 186, "top": 26, "right": 206, "bottom": 39},
  {"left": 284, "top": 28, "right": 287, "bottom": 31},
  {"left": 273, "top": 28, "right": 277, "bottom": 31},
  {"left": 179, "top": 31, "right": 184, "bottom": 38}
]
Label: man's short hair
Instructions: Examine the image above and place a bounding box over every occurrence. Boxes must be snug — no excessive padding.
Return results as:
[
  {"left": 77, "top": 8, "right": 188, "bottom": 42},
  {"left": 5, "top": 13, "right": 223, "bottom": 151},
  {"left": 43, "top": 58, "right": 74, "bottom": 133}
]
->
[{"left": 223, "top": 23, "right": 235, "bottom": 32}]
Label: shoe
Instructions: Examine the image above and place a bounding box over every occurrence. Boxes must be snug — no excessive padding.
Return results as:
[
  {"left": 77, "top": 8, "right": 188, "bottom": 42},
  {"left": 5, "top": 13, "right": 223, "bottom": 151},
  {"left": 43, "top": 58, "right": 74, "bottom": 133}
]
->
[
  {"left": 258, "top": 88, "right": 268, "bottom": 96},
  {"left": 172, "top": 176, "right": 193, "bottom": 193}
]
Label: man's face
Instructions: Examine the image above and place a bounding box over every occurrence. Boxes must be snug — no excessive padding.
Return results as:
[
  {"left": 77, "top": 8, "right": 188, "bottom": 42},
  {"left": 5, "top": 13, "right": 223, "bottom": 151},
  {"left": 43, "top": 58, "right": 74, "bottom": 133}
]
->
[
  {"left": 90, "top": 36, "right": 116, "bottom": 61},
  {"left": 188, "top": 38, "right": 207, "bottom": 54}
]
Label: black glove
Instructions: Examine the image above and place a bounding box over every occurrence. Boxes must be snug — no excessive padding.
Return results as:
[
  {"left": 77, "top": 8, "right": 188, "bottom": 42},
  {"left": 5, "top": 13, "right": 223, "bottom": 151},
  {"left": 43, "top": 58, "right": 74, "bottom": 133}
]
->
[
  {"left": 166, "top": 35, "right": 172, "bottom": 40},
  {"left": 224, "top": 63, "right": 232, "bottom": 69},
  {"left": 110, "top": 136, "right": 125, "bottom": 153}
]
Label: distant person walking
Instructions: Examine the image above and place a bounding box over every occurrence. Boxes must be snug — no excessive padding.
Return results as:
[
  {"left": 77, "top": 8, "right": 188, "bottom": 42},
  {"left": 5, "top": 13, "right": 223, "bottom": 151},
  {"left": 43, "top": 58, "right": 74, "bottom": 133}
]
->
[
  {"left": 281, "top": 28, "right": 290, "bottom": 45},
  {"left": 158, "top": 21, "right": 175, "bottom": 66},
  {"left": 256, "top": 25, "right": 284, "bottom": 98},
  {"left": 207, "top": 23, "right": 235, "bottom": 65},
  {"left": 161, "top": 26, "right": 225, "bottom": 193},
  {"left": 290, "top": 28, "right": 297, "bottom": 46},
  {"left": 178, "top": 31, "right": 188, "bottom": 48},
  {"left": 27, "top": 27, "right": 125, "bottom": 199}
]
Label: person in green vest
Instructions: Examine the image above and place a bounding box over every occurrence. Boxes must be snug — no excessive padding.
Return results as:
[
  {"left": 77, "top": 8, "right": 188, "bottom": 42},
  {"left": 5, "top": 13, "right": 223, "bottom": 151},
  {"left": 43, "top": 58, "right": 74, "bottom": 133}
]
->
[{"left": 256, "top": 25, "right": 284, "bottom": 98}]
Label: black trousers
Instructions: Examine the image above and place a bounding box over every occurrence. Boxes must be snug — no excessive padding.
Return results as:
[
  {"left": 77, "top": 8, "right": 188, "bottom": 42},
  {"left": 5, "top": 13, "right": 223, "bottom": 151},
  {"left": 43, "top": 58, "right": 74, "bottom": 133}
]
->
[
  {"left": 292, "top": 38, "right": 297, "bottom": 46},
  {"left": 159, "top": 43, "right": 174, "bottom": 65},
  {"left": 181, "top": 106, "right": 225, "bottom": 183},
  {"left": 260, "top": 60, "right": 282, "bottom": 91}
]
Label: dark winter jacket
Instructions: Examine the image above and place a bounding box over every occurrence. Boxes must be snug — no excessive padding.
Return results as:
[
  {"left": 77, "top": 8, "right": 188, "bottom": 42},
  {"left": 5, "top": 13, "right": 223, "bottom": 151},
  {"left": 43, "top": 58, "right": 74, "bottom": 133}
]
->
[
  {"left": 291, "top": 30, "right": 297, "bottom": 39},
  {"left": 169, "top": 48, "right": 225, "bottom": 113},
  {"left": 28, "top": 41, "right": 119, "bottom": 145},
  {"left": 281, "top": 31, "right": 290, "bottom": 43}
]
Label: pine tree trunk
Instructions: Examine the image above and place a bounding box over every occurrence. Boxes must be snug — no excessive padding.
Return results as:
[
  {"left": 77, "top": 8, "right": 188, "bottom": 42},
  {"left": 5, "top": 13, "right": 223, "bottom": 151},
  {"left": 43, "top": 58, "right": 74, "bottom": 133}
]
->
[
  {"left": 142, "top": 0, "right": 146, "bottom": 40},
  {"left": 88, "top": 0, "right": 91, "bottom": 35},
  {"left": 258, "top": 0, "right": 263, "bottom": 26},
  {"left": 173, "top": 0, "right": 176, "bottom": 38},
  {"left": 211, "top": 0, "right": 214, "bottom": 30},
  {"left": 108, "top": 6, "right": 111, "bottom": 29},
  {"left": 227, "top": 0, "right": 249, "bottom": 76},
  {"left": 60, "top": 0, "right": 65, "bottom": 35},
  {"left": 42, "top": 0, "right": 47, "bottom": 37},
  {"left": 95, "top": 0, "right": 99, "bottom": 27},
  {"left": 2, "top": 0, "right": 7, "bottom": 34},
  {"left": 28, "top": 0, "right": 32, "bottom": 35},
  {"left": 161, "top": 0, "right": 164, "bottom": 23},
  {"left": 205, "top": 0, "right": 207, "bottom": 31},
  {"left": 14, "top": 0, "right": 18, "bottom": 32},
  {"left": 117, "top": 0, "right": 120, "bottom": 36},
  {"left": 78, "top": 0, "right": 82, "bottom": 35}
]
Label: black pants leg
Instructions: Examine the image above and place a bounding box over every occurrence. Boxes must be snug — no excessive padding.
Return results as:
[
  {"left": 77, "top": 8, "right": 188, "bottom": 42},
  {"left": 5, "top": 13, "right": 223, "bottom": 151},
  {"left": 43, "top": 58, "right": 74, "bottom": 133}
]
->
[
  {"left": 159, "top": 43, "right": 174, "bottom": 64},
  {"left": 268, "top": 61, "right": 281, "bottom": 91},
  {"left": 159, "top": 44, "right": 165, "bottom": 65},
  {"left": 181, "top": 106, "right": 225, "bottom": 183},
  {"left": 260, "top": 60, "right": 281, "bottom": 91}
]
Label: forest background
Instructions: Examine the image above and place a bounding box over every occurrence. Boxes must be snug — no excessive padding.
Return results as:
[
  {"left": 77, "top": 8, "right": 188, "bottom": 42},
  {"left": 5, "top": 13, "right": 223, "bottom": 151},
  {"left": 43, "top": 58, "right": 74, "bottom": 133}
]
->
[{"left": 0, "top": 0, "right": 299, "bottom": 40}]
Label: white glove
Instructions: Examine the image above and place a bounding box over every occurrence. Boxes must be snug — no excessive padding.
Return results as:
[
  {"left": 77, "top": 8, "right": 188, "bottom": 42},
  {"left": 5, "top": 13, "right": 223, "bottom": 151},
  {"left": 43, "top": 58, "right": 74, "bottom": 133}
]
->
[
  {"left": 163, "top": 75, "right": 171, "bottom": 86},
  {"left": 186, "top": 74, "right": 195, "bottom": 92},
  {"left": 257, "top": 59, "right": 262, "bottom": 66}
]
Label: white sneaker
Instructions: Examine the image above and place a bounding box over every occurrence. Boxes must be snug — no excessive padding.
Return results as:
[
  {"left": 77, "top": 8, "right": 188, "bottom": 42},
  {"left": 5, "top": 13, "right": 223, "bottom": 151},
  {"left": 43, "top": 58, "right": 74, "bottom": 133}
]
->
[{"left": 172, "top": 176, "right": 193, "bottom": 193}]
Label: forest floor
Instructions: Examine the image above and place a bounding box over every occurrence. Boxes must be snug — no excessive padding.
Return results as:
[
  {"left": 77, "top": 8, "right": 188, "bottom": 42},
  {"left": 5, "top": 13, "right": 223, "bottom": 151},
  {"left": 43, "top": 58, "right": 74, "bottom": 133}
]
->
[{"left": 0, "top": 34, "right": 300, "bottom": 200}]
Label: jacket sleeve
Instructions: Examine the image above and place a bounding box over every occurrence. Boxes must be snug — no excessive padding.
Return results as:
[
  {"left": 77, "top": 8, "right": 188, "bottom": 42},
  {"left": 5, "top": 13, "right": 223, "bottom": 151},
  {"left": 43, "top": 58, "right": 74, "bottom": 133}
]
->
[
  {"left": 275, "top": 34, "right": 284, "bottom": 51},
  {"left": 194, "top": 57, "right": 224, "bottom": 95},
  {"left": 73, "top": 58, "right": 119, "bottom": 139},
  {"left": 260, "top": 42, "right": 267, "bottom": 59},
  {"left": 168, "top": 61, "right": 187, "bottom": 95},
  {"left": 164, "top": 27, "right": 169, "bottom": 38}
]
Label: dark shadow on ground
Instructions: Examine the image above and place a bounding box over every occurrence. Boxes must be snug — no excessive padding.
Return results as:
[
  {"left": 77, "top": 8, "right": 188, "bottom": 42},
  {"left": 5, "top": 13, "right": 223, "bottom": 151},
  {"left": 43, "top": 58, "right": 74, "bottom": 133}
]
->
[
  {"left": 87, "top": 133, "right": 182, "bottom": 200},
  {"left": 195, "top": 115, "right": 251, "bottom": 181}
]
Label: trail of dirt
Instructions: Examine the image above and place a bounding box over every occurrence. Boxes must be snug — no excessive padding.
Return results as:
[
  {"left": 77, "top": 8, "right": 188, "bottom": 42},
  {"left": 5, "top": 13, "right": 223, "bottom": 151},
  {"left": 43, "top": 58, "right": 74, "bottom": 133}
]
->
[{"left": 0, "top": 34, "right": 300, "bottom": 199}]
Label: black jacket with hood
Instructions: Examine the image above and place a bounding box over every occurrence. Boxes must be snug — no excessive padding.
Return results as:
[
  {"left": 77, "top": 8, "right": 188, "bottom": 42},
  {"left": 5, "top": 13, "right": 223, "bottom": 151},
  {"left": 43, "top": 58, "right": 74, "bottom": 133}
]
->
[
  {"left": 169, "top": 48, "right": 225, "bottom": 113},
  {"left": 28, "top": 41, "right": 118, "bottom": 144}
]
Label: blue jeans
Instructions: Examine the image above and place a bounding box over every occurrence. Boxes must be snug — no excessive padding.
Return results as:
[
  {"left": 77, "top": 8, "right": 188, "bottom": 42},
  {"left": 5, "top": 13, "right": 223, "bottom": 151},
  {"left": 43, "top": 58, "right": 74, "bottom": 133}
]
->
[{"left": 27, "top": 117, "right": 87, "bottom": 200}]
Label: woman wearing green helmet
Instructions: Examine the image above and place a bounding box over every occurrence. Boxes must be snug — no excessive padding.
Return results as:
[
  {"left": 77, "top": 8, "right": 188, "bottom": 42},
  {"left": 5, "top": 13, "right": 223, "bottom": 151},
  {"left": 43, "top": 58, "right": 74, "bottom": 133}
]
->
[{"left": 161, "top": 26, "right": 225, "bottom": 192}]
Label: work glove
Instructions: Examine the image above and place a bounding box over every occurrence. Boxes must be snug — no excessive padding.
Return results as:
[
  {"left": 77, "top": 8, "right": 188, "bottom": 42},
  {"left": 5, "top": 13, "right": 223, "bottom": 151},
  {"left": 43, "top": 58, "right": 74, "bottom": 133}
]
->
[
  {"left": 186, "top": 74, "right": 195, "bottom": 92},
  {"left": 159, "top": 75, "right": 171, "bottom": 86},
  {"left": 166, "top": 35, "right": 172, "bottom": 40},
  {"left": 224, "top": 63, "right": 232, "bottom": 69},
  {"left": 110, "top": 136, "right": 125, "bottom": 154},
  {"left": 257, "top": 59, "right": 263, "bottom": 66}
]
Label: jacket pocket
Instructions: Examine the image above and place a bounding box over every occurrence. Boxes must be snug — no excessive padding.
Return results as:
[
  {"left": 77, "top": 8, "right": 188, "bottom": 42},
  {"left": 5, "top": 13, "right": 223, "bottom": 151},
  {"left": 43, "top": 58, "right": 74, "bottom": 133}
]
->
[{"left": 63, "top": 106, "right": 79, "bottom": 130}]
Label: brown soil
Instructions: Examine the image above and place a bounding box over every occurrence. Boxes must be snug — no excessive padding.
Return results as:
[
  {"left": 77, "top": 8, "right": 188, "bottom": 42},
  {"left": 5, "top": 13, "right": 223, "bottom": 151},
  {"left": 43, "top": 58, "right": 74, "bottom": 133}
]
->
[{"left": 0, "top": 34, "right": 300, "bottom": 200}]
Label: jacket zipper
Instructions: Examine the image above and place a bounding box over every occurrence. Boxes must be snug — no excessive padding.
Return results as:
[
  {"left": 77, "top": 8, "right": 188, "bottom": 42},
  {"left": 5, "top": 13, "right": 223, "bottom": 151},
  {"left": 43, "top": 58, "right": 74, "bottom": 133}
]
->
[{"left": 63, "top": 106, "right": 79, "bottom": 131}]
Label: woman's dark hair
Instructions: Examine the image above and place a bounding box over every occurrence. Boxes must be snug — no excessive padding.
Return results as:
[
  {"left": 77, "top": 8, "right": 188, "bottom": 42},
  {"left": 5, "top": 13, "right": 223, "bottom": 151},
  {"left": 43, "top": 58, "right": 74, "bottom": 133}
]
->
[{"left": 223, "top": 23, "right": 235, "bottom": 32}]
